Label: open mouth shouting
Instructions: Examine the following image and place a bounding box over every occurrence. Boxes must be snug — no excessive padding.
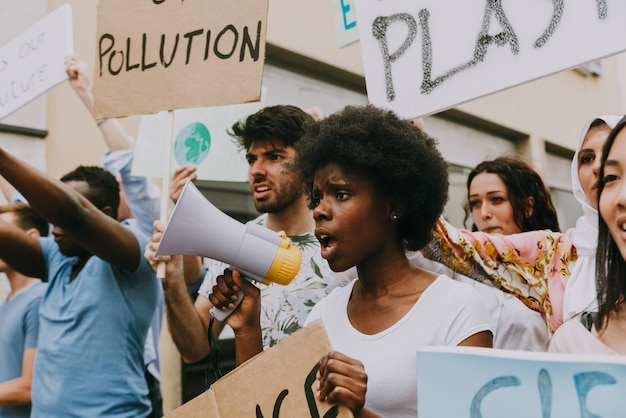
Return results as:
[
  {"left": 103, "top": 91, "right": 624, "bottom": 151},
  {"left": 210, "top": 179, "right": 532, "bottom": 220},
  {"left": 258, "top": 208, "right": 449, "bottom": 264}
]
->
[
  {"left": 315, "top": 228, "right": 336, "bottom": 260},
  {"left": 253, "top": 183, "right": 272, "bottom": 200}
]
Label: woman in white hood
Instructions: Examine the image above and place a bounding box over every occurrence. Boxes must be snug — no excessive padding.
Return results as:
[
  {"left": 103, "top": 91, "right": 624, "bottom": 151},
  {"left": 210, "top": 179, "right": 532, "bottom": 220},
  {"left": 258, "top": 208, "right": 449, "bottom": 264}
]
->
[
  {"left": 423, "top": 115, "right": 622, "bottom": 337},
  {"left": 563, "top": 116, "right": 623, "bottom": 320}
]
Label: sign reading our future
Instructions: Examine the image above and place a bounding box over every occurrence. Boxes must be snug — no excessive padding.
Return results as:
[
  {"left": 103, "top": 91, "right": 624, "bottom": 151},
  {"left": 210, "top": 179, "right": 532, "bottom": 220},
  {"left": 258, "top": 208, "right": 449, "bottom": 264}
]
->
[
  {"left": 92, "top": 0, "right": 269, "bottom": 119},
  {"left": 418, "top": 346, "right": 626, "bottom": 417},
  {"left": 355, "top": 0, "right": 626, "bottom": 119},
  {"left": 0, "top": 4, "right": 73, "bottom": 120}
]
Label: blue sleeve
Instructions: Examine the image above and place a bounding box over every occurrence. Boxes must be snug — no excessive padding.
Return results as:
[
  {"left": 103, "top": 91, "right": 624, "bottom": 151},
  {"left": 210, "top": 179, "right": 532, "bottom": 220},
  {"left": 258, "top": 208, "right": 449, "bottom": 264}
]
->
[
  {"left": 23, "top": 294, "right": 43, "bottom": 349},
  {"left": 102, "top": 150, "right": 161, "bottom": 238}
]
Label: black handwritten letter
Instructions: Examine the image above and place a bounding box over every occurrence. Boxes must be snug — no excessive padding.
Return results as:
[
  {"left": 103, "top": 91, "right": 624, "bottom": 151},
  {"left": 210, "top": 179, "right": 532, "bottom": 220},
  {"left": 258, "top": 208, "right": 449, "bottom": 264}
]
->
[
  {"left": 141, "top": 34, "right": 157, "bottom": 71},
  {"left": 304, "top": 362, "right": 340, "bottom": 418},
  {"left": 596, "top": 0, "right": 608, "bottom": 19},
  {"left": 159, "top": 34, "right": 180, "bottom": 68},
  {"left": 108, "top": 50, "right": 124, "bottom": 76},
  {"left": 470, "top": 376, "right": 520, "bottom": 417},
  {"left": 98, "top": 34, "right": 115, "bottom": 76},
  {"left": 372, "top": 13, "right": 417, "bottom": 102},
  {"left": 420, "top": 0, "right": 519, "bottom": 95},
  {"left": 125, "top": 37, "right": 140, "bottom": 71},
  {"left": 240, "top": 21, "right": 262, "bottom": 62},
  {"left": 535, "top": 0, "right": 563, "bottom": 48},
  {"left": 184, "top": 29, "right": 204, "bottom": 65},
  {"left": 204, "top": 30, "right": 212, "bottom": 60},
  {"left": 214, "top": 25, "right": 238, "bottom": 60}
]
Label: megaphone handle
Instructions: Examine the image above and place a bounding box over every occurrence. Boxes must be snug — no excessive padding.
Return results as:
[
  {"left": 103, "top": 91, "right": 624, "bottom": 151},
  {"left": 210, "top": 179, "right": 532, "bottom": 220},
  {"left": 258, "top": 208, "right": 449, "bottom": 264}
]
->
[{"left": 209, "top": 290, "right": 244, "bottom": 322}]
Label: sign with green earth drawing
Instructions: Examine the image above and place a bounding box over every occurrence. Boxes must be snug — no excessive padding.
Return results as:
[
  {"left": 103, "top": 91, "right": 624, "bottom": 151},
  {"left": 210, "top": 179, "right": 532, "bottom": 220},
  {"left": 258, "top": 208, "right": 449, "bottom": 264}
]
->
[
  {"left": 173, "top": 122, "right": 212, "bottom": 167},
  {"left": 131, "top": 99, "right": 263, "bottom": 182}
]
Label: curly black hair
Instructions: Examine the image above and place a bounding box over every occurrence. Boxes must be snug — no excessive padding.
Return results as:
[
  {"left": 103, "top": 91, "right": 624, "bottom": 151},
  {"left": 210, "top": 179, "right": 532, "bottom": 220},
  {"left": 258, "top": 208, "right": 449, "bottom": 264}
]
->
[
  {"left": 228, "top": 105, "right": 315, "bottom": 151},
  {"left": 294, "top": 105, "right": 449, "bottom": 251},
  {"left": 60, "top": 166, "right": 120, "bottom": 220},
  {"left": 463, "top": 155, "right": 561, "bottom": 233}
]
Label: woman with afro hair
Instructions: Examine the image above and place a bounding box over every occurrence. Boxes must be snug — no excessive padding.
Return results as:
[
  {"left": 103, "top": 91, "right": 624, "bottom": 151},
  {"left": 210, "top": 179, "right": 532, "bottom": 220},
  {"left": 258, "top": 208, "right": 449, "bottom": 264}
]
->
[{"left": 296, "top": 105, "right": 493, "bottom": 417}]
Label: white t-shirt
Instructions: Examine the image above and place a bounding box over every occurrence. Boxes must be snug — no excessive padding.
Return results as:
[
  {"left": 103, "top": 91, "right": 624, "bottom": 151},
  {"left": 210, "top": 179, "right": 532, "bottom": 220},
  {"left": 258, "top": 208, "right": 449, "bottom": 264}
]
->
[{"left": 305, "top": 275, "right": 492, "bottom": 418}]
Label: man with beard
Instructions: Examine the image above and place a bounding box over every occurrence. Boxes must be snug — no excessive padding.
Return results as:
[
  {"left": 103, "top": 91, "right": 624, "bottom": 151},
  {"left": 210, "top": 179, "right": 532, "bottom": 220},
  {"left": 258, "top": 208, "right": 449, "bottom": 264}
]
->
[{"left": 146, "top": 105, "right": 355, "bottom": 364}]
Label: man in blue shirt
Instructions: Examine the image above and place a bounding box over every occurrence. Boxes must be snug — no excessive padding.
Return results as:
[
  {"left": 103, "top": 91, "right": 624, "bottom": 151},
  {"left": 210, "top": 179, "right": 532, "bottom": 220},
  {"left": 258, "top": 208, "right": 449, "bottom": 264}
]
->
[
  {"left": 0, "top": 203, "right": 48, "bottom": 417},
  {"left": 0, "top": 150, "right": 159, "bottom": 417}
]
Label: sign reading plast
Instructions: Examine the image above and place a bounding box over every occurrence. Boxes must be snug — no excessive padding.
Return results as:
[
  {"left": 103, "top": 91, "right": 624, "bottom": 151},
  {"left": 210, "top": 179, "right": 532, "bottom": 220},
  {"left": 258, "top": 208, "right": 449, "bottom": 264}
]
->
[
  {"left": 355, "top": 0, "right": 626, "bottom": 119},
  {"left": 0, "top": 4, "right": 72, "bottom": 120},
  {"left": 418, "top": 346, "right": 626, "bottom": 417}
]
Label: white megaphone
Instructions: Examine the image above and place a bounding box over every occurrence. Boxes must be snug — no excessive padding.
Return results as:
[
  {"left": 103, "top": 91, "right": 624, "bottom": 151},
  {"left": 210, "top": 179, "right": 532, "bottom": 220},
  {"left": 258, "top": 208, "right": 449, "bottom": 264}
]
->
[{"left": 155, "top": 180, "right": 302, "bottom": 321}]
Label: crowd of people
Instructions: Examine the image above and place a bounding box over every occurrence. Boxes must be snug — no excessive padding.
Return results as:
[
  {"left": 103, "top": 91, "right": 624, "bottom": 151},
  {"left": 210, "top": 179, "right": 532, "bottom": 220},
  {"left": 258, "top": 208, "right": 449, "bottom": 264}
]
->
[{"left": 1, "top": 53, "right": 626, "bottom": 417}]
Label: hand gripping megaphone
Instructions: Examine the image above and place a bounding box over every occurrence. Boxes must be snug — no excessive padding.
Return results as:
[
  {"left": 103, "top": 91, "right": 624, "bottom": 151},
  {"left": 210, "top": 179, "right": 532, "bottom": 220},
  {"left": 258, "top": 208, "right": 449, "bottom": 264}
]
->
[{"left": 155, "top": 180, "right": 302, "bottom": 321}]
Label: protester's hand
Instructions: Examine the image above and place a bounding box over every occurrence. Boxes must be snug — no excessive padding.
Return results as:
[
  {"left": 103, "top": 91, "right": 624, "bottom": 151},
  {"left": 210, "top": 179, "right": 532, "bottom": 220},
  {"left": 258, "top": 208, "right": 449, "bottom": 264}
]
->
[
  {"left": 65, "top": 54, "right": 95, "bottom": 113},
  {"left": 314, "top": 351, "right": 368, "bottom": 415},
  {"left": 208, "top": 269, "right": 260, "bottom": 331},
  {"left": 170, "top": 164, "right": 198, "bottom": 204},
  {"left": 144, "top": 219, "right": 183, "bottom": 279}
]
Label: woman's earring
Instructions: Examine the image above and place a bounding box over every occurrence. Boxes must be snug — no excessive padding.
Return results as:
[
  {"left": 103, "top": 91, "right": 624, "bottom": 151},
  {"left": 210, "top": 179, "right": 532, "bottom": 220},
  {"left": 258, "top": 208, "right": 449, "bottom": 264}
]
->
[{"left": 392, "top": 213, "right": 398, "bottom": 221}]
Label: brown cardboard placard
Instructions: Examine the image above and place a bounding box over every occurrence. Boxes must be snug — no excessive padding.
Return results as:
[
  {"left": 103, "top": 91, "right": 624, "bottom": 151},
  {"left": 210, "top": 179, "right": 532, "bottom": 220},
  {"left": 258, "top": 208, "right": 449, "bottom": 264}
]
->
[
  {"left": 92, "top": 0, "right": 268, "bottom": 119},
  {"left": 165, "top": 320, "right": 353, "bottom": 418}
]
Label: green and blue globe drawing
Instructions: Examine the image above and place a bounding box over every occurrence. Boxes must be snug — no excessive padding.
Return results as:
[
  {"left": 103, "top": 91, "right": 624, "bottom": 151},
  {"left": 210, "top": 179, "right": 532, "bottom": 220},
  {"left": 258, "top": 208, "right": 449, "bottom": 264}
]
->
[{"left": 174, "top": 122, "right": 211, "bottom": 166}]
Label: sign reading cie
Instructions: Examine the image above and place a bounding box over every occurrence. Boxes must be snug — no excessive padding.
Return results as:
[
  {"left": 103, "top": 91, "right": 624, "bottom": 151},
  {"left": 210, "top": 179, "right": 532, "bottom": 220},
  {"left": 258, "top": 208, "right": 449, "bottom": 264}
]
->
[
  {"left": 418, "top": 346, "right": 626, "bottom": 417},
  {"left": 355, "top": 0, "right": 626, "bottom": 119}
]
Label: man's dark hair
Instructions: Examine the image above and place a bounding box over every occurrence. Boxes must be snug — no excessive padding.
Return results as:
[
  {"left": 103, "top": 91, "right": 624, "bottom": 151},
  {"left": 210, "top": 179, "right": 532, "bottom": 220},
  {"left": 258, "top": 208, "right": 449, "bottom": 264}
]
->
[
  {"left": 60, "top": 166, "right": 120, "bottom": 220},
  {"left": 228, "top": 105, "right": 315, "bottom": 151},
  {"left": 294, "top": 105, "right": 449, "bottom": 251},
  {"left": 0, "top": 203, "right": 49, "bottom": 236}
]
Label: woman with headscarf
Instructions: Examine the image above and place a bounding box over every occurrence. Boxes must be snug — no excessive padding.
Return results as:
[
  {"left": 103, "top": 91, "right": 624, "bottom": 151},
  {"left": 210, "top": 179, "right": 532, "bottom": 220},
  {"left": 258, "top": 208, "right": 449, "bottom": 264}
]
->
[
  {"left": 550, "top": 115, "right": 626, "bottom": 354},
  {"left": 423, "top": 115, "right": 622, "bottom": 337}
]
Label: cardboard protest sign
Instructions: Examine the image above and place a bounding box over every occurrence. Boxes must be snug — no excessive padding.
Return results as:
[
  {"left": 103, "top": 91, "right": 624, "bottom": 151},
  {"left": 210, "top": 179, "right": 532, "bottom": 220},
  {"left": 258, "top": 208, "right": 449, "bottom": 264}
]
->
[
  {"left": 418, "top": 346, "right": 626, "bottom": 417},
  {"left": 333, "top": 0, "right": 359, "bottom": 48},
  {"left": 0, "top": 4, "right": 73, "bottom": 120},
  {"left": 131, "top": 99, "right": 263, "bottom": 181},
  {"left": 92, "top": 0, "right": 268, "bottom": 119},
  {"left": 165, "top": 320, "right": 352, "bottom": 418},
  {"left": 355, "top": 0, "right": 626, "bottom": 119}
]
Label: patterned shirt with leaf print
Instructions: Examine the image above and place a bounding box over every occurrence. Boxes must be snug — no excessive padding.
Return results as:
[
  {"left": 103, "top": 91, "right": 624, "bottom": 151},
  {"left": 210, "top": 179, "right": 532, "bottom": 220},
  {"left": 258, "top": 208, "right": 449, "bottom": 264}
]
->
[{"left": 198, "top": 213, "right": 356, "bottom": 348}]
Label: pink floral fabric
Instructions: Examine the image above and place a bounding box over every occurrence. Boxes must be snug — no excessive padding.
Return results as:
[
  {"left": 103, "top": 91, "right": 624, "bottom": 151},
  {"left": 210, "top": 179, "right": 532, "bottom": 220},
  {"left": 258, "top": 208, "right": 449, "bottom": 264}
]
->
[{"left": 423, "top": 217, "right": 577, "bottom": 335}]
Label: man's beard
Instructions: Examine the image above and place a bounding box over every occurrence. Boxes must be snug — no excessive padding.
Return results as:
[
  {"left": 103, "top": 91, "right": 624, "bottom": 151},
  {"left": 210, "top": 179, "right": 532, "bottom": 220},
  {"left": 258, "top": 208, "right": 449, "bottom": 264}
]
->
[{"left": 254, "top": 180, "right": 304, "bottom": 214}]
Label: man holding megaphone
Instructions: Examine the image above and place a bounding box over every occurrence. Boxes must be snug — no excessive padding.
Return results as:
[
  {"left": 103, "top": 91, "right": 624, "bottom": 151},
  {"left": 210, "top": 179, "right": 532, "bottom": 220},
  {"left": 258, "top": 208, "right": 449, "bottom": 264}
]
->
[{"left": 145, "top": 105, "right": 356, "bottom": 366}]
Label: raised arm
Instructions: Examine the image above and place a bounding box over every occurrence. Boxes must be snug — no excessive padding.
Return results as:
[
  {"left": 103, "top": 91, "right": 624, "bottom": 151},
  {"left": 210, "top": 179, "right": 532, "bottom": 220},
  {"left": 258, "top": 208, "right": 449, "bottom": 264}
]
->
[
  {"left": 0, "top": 148, "right": 140, "bottom": 271},
  {"left": 65, "top": 54, "right": 133, "bottom": 151},
  {"left": 0, "top": 218, "right": 44, "bottom": 281}
]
